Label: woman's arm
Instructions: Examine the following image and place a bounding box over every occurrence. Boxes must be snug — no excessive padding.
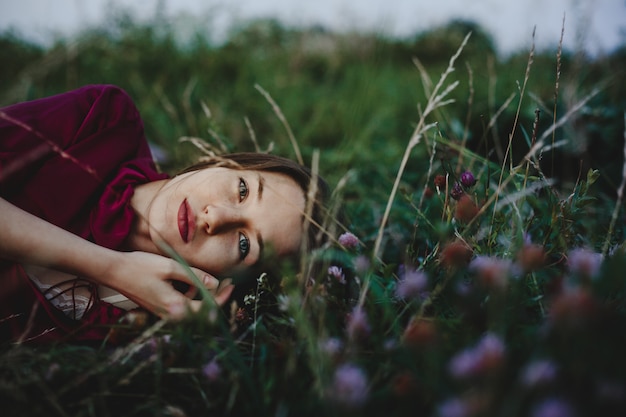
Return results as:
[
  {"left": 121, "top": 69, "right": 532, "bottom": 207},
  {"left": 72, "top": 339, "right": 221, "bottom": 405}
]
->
[{"left": 0, "top": 197, "right": 234, "bottom": 318}]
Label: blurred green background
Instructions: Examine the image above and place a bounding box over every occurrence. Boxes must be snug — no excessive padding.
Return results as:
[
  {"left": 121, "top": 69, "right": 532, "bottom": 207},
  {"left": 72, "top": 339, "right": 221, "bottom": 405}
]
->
[{"left": 2, "top": 10, "right": 625, "bottom": 248}]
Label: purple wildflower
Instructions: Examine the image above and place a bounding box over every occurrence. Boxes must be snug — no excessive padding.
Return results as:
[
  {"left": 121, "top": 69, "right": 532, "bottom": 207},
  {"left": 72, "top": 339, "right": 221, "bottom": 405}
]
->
[
  {"left": 460, "top": 171, "right": 477, "bottom": 187},
  {"left": 346, "top": 307, "right": 371, "bottom": 341},
  {"left": 449, "top": 332, "right": 505, "bottom": 379},
  {"left": 202, "top": 359, "right": 221, "bottom": 382},
  {"left": 338, "top": 232, "right": 359, "bottom": 249},
  {"left": 328, "top": 266, "right": 346, "bottom": 284},
  {"left": 469, "top": 256, "right": 513, "bottom": 290},
  {"left": 320, "top": 337, "right": 344, "bottom": 358},
  {"left": 450, "top": 182, "right": 465, "bottom": 200},
  {"left": 383, "top": 338, "right": 398, "bottom": 351},
  {"left": 328, "top": 363, "right": 369, "bottom": 408},
  {"left": 354, "top": 255, "right": 371, "bottom": 274},
  {"left": 568, "top": 248, "right": 603, "bottom": 279},
  {"left": 45, "top": 363, "right": 61, "bottom": 381},
  {"left": 521, "top": 359, "right": 558, "bottom": 387},
  {"left": 532, "top": 398, "right": 577, "bottom": 417},
  {"left": 436, "top": 397, "right": 472, "bottom": 417},
  {"left": 395, "top": 267, "right": 428, "bottom": 300}
]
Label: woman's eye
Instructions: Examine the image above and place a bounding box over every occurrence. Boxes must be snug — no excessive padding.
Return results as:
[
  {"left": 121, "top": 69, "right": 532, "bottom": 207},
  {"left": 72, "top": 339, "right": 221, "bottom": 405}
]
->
[
  {"left": 239, "top": 233, "right": 250, "bottom": 259},
  {"left": 239, "top": 178, "right": 248, "bottom": 202}
]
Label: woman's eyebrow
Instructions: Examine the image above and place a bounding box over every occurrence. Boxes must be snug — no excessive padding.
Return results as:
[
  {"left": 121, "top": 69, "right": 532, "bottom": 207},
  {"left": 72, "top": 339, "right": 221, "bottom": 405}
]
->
[
  {"left": 256, "top": 173, "right": 265, "bottom": 259},
  {"left": 257, "top": 174, "right": 265, "bottom": 201}
]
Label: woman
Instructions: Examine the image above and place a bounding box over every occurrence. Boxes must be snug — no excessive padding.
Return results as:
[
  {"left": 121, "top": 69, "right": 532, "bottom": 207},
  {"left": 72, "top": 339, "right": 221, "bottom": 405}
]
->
[{"left": 0, "top": 85, "right": 328, "bottom": 344}]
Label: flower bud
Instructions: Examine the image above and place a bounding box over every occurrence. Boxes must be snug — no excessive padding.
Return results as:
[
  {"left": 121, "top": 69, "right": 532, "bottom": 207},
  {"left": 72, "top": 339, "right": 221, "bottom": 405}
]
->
[
  {"left": 450, "top": 182, "right": 464, "bottom": 200},
  {"left": 460, "top": 171, "right": 477, "bottom": 187},
  {"left": 455, "top": 194, "right": 479, "bottom": 223}
]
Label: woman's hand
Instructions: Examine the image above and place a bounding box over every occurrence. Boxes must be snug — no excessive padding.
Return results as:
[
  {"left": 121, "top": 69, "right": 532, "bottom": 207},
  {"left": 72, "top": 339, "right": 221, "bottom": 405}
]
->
[
  {"left": 0, "top": 197, "right": 234, "bottom": 319},
  {"left": 104, "top": 251, "right": 235, "bottom": 319}
]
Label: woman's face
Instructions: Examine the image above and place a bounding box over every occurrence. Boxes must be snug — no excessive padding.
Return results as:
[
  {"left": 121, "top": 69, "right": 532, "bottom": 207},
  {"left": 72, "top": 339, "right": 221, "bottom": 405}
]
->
[{"left": 146, "top": 167, "right": 305, "bottom": 275}]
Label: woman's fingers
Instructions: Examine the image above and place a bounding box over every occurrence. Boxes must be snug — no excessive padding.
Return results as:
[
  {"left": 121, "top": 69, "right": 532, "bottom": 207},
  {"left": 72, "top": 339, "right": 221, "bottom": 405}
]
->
[
  {"left": 169, "top": 282, "right": 235, "bottom": 320},
  {"left": 214, "top": 279, "right": 235, "bottom": 305},
  {"left": 164, "top": 263, "right": 235, "bottom": 318},
  {"left": 170, "top": 265, "right": 220, "bottom": 290}
]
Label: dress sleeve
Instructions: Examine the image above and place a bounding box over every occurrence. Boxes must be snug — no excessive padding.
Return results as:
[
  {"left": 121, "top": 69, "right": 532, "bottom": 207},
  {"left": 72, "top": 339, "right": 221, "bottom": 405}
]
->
[{"left": 0, "top": 85, "right": 163, "bottom": 244}]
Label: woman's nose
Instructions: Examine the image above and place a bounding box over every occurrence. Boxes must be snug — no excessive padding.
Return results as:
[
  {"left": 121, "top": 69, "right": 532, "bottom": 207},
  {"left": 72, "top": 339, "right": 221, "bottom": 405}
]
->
[{"left": 202, "top": 205, "right": 243, "bottom": 234}]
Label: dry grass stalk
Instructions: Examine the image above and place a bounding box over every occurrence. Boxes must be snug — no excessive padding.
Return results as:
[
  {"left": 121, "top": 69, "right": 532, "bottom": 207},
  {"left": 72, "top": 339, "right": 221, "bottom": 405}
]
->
[
  {"left": 362, "top": 32, "right": 472, "bottom": 307},
  {"left": 254, "top": 84, "right": 304, "bottom": 165}
]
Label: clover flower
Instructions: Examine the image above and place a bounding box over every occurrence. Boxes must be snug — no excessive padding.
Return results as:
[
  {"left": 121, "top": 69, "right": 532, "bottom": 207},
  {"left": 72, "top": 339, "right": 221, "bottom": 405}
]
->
[
  {"left": 338, "top": 232, "right": 359, "bottom": 249},
  {"left": 320, "top": 337, "right": 344, "bottom": 360},
  {"left": 320, "top": 337, "right": 344, "bottom": 356},
  {"left": 520, "top": 359, "right": 558, "bottom": 388},
  {"left": 549, "top": 287, "right": 598, "bottom": 328},
  {"left": 531, "top": 398, "right": 577, "bottom": 417},
  {"left": 354, "top": 255, "right": 371, "bottom": 274},
  {"left": 460, "top": 170, "right": 477, "bottom": 187},
  {"left": 402, "top": 318, "right": 437, "bottom": 347},
  {"left": 395, "top": 266, "right": 428, "bottom": 300},
  {"left": 328, "top": 363, "right": 369, "bottom": 408},
  {"left": 328, "top": 266, "right": 346, "bottom": 284},
  {"left": 517, "top": 243, "right": 547, "bottom": 272},
  {"left": 391, "top": 371, "right": 418, "bottom": 397},
  {"left": 436, "top": 397, "right": 472, "bottom": 417},
  {"left": 346, "top": 306, "right": 371, "bottom": 341},
  {"left": 469, "top": 255, "right": 513, "bottom": 290},
  {"left": 202, "top": 359, "right": 221, "bottom": 382},
  {"left": 448, "top": 332, "right": 505, "bottom": 379},
  {"left": 45, "top": 363, "right": 61, "bottom": 381},
  {"left": 440, "top": 240, "right": 474, "bottom": 269},
  {"left": 455, "top": 194, "right": 479, "bottom": 223},
  {"left": 567, "top": 248, "right": 603, "bottom": 279}
]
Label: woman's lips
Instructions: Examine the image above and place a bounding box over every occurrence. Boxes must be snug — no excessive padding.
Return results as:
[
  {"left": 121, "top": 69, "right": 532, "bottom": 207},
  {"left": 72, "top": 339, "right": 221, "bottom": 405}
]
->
[{"left": 177, "top": 199, "right": 195, "bottom": 243}]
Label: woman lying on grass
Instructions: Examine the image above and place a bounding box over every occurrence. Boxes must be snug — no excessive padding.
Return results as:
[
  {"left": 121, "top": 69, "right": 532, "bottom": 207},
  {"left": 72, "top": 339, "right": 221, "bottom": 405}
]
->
[{"left": 0, "top": 85, "right": 328, "bottom": 344}]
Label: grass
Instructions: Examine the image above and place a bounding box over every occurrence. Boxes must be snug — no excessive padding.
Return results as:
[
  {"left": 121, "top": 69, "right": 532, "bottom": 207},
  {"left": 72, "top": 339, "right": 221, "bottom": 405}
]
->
[{"left": 1, "top": 11, "right": 626, "bottom": 417}]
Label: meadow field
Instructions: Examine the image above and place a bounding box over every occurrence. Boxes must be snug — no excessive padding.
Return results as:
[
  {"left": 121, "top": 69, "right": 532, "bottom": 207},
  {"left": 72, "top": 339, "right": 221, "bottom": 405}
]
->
[{"left": 1, "top": 12, "right": 626, "bottom": 416}]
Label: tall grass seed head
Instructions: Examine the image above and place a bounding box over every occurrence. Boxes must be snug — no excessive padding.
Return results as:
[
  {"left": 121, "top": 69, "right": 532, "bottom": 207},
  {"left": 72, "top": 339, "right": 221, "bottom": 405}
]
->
[{"left": 455, "top": 194, "right": 479, "bottom": 223}]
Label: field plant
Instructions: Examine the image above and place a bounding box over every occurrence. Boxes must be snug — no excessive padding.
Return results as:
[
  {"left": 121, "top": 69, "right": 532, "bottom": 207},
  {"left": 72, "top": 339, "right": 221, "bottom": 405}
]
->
[{"left": 1, "top": 10, "right": 626, "bottom": 417}]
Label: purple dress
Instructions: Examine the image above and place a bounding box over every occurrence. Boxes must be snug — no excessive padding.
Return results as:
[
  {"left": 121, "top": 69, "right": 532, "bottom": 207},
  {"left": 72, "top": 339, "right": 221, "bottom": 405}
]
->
[{"left": 0, "top": 85, "right": 168, "bottom": 343}]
